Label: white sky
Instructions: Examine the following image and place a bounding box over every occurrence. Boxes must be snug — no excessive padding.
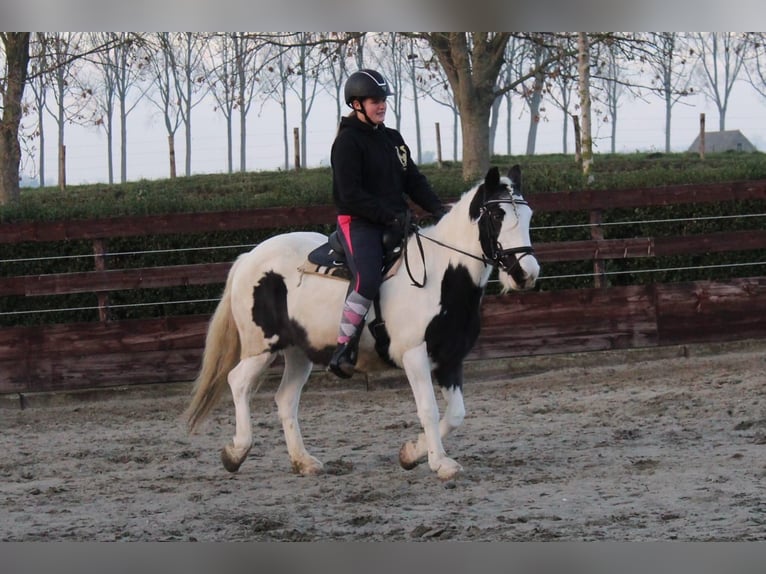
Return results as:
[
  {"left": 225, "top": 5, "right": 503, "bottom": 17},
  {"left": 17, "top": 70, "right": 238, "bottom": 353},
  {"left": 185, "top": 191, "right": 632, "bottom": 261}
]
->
[{"left": 23, "top": 66, "right": 766, "bottom": 187}]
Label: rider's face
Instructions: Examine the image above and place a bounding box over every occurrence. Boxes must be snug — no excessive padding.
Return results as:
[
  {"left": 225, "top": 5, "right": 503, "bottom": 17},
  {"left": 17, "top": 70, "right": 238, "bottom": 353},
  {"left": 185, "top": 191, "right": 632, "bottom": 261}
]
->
[{"left": 355, "top": 97, "right": 387, "bottom": 125}]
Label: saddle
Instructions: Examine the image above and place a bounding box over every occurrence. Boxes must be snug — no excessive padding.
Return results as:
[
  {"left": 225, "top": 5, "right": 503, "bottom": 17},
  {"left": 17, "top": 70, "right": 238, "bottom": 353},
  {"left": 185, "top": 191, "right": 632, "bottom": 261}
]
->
[{"left": 300, "top": 227, "right": 407, "bottom": 283}]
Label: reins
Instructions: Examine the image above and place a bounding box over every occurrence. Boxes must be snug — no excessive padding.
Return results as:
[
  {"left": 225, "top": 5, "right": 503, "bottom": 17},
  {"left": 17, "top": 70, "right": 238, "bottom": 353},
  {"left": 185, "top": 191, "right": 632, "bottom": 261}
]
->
[
  {"left": 403, "top": 227, "right": 493, "bottom": 288},
  {"left": 402, "top": 195, "right": 535, "bottom": 288}
]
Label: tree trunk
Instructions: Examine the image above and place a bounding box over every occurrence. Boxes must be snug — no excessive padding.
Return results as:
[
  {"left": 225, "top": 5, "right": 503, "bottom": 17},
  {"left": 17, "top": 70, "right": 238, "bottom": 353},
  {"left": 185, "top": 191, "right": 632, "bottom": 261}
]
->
[
  {"left": 525, "top": 72, "right": 543, "bottom": 155},
  {"left": 39, "top": 104, "right": 46, "bottom": 187},
  {"left": 426, "top": 33, "right": 510, "bottom": 181},
  {"left": 107, "top": 112, "right": 114, "bottom": 184},
  {"left": 460, "top": 104, "right": 492, "bottom": 182},
  {"left": 664, "top": 91, "right": 672, "bottom": 153},
  {"left": 577, "top": 33, "right": 593, "bottom": 180},
  {"left": 489, "top": 95, "right": 502, "bottom": 157},
  {"left": 239, "top": 98, "right": 246, "bottom": 172},
  {"left": 120, "top": 97, "right": 127, "bottom": 183},
  {"left": 0, "top": 33, "right": 31, "bottom": 204},
  {"left": 168, "top": 135, "right": 177, "bottom": 179},
  {"left": 226, "top": 115, "right": 233, "bottom": 174},
  {"left": 505, "top": 92, "right": 512, "bottom": 155}
]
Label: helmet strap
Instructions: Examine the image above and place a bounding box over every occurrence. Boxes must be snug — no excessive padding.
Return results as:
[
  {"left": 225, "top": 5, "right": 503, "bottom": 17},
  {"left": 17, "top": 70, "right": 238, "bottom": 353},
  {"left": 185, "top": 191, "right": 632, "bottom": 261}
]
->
[{"left": 353, "top": 99, "right": 380, "bottom": 127}]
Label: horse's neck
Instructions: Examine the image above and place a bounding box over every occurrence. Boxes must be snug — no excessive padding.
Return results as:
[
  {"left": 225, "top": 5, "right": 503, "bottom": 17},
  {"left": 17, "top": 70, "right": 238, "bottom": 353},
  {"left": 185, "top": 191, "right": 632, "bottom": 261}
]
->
[{"left": 412, "top": 211, "right": 488, "bottom": 280}]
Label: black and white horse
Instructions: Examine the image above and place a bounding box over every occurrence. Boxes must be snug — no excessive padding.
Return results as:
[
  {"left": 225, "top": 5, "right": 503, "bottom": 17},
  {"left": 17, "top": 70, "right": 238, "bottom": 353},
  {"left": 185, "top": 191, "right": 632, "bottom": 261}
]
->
[{"left": 186, "top": 166, "right": 539, "bottom": 480}]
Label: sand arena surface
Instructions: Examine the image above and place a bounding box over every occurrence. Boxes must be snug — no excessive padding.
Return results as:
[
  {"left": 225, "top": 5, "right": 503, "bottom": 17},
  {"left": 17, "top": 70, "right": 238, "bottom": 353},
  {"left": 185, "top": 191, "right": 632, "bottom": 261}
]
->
[{"left": 1, "top": 342, "right": 765, "bottom": 541}]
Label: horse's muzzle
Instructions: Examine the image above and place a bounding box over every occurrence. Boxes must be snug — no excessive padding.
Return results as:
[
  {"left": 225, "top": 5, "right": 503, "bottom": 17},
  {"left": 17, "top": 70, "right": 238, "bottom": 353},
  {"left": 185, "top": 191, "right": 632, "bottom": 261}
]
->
[{"left": 500, "top": 247, "right": 539, "bottom": 290}]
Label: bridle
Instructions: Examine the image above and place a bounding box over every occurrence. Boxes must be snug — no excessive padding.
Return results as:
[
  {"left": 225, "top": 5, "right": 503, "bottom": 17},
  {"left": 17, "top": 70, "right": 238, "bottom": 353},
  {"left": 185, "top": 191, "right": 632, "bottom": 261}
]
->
[
  {"left": 403, "top": 191, "right": 535, "bottom": 288},
  {"left": 477, "top": 193, "right": 536, "bottom": 278}
]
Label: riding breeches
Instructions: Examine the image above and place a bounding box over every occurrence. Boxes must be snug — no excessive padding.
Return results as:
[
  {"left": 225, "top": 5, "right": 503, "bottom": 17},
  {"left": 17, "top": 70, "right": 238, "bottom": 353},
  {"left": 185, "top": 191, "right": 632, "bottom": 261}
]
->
[{"left": 336, "top": 214, "right": 385, "bottom": 300}]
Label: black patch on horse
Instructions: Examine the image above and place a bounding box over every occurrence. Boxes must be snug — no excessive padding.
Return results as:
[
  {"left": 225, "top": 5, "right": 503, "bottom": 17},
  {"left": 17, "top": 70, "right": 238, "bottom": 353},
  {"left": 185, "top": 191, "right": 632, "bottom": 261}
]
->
[
  {"left": 424, "top": 264, "right": 484, "bottom": 390},
  {"left": 251, "top": 271, "right": 330, "bottom": 362}
]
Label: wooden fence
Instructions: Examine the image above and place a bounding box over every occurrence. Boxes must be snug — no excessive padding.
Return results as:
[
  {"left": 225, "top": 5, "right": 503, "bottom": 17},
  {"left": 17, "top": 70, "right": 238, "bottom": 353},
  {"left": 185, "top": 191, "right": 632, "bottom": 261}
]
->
[{"left": 2, "top": 179, "right": 766, "bottom": 395}]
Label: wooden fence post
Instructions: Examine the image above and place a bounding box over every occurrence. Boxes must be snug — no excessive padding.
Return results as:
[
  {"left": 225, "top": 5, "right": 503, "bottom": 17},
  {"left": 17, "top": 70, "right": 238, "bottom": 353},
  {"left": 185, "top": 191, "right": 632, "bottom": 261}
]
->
[
  {"left": 435, "top": 122, "right": 443, "bottom": 168},
  {"left": 93, "top": 239, "right": 110, "bottom": 322},
  {"left": 590, "top": 209, "right": 607, "bottom": 288},
  {"left": 293, "top": 128, "right": 301, "bottom": 171},
  {"left": 58, "top": 144, "right": 66, "bottom": 191}
]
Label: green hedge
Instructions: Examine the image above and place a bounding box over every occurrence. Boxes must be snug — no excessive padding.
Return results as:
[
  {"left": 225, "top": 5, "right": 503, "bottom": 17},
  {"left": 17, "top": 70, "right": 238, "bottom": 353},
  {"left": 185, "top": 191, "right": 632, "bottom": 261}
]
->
[{"left": 2, "top": 152, "right": 766, "bottom": 326}]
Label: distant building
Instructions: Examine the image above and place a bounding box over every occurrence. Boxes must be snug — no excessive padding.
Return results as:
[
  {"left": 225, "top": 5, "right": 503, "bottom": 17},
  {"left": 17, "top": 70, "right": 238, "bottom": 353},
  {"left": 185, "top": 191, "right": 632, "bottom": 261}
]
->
[{"left": 688, "top": 129, "right": 757, "bottom": 153}]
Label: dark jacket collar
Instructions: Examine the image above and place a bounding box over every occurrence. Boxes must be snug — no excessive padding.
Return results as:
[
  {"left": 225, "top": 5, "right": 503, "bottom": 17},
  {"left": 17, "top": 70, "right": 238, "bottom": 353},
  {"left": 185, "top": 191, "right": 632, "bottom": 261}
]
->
[{"left": 339, "top": 114, "right": 385, "bottom": 133}]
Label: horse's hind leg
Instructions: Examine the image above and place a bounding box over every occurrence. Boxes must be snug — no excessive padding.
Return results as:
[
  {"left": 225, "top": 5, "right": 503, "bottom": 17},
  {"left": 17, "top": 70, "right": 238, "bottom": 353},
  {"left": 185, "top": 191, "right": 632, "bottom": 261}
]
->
[
  {"left": 274, "top": 346, "right": 321, "bottom": 476},
  {"left": 221, "top": 353, "right": 276, "bottom": 473},
  {"left": 400, "top": 383, "right": 465, "bottom": 473}
]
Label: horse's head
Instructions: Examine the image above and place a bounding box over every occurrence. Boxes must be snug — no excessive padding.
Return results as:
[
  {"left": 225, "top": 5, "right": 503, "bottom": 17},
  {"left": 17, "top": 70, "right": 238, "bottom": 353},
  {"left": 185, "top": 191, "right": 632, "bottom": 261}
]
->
[{"left": 469, "top": 165, "right": 540, "bottom": 292}]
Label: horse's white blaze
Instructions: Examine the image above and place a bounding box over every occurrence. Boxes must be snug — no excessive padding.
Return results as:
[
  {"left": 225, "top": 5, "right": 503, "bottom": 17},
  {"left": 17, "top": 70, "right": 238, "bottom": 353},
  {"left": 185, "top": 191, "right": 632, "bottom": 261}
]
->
[{"left": 496, "top": 194, "right": 539, "bottom": 292}]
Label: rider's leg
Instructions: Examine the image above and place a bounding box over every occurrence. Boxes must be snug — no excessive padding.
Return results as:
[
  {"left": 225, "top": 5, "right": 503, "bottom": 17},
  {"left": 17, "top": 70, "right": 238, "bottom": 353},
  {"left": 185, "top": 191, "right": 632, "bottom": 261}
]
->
[{"left": 328, "top": 216, "right": 383, "bottom": 378}]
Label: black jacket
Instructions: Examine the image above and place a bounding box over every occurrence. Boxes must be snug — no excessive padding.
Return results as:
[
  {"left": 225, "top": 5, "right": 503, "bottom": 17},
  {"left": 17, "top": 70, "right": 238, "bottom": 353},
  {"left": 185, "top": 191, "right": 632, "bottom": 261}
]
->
[{"left": 331, "top": 115, "right": 443, "bottom": 226}]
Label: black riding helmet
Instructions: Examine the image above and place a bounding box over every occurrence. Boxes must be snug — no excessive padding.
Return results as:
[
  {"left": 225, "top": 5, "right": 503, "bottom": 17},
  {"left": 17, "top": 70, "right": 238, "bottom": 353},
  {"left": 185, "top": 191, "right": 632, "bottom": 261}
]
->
[{"left": 344, "top": 69, "right": 393, "bottom": 107}]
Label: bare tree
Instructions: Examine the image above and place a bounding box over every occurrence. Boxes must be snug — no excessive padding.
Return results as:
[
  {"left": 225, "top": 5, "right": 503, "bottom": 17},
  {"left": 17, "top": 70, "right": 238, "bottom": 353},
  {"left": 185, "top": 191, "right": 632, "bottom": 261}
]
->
[
  {"left": 372, "top": 33, "right": 406, "bottom": 132},
  {"left": 373, "top": 34, "right": 435, "bottom": 161},
  {"left": 26, "top": 33, "right": 48, "bottom": 187},
  {"left": 422, "top": 33, "right": 509, "bottom": 180},
  {"left": 520, "top": 39, "right": 552, "bottom": 156},
  {"left": 43, "top": 32, "right": 92, "bottom": 190},
  {"left": 543, "top": 36, "right": 578, "bottom": 154},
  {"left": 692, "top": 32, "right": 749, "bottom": 131},
  {"left": 744, "top": 33, "right": 766, "bottom": 106},
  {"left": 204, "top": 33, "right": 272, "bottom": 173},
  {"left": 577, "top": 33, "right": 593, "bottom": 178},
  {"left": 324, "top": 37, "right": 356, "bottom": 126},
  {"left": 89, "top": 32, "right": 148, "bottom": 183},
  {"left": 0, "top": 32, "right": 31, "bottom": 204},
  {"left": 491, "top": 36, "right": 522, "bottom": 156},
  {"left": 145, "top": 33, "right": 208, "bottom": 178},
  {"left": 203, "top": 33, "right": 236, "bottom": 173},
  {"left": 144, "top": 33, "right": 190, "bottom": 178},
  {"left": 420, "top": 33, "right": 568, "bottom": 181},
  {"left": 175, "top": 33, "right": 208, "bottom": 176},
  {"left": 418, "top": 49, "right": 460, "bottom": 161},
  {"left": 640, "top": 32, "right": 695, "bottom": 153},
  {"left": 594, "top": 40, "right": 628, "bottom": 154}
]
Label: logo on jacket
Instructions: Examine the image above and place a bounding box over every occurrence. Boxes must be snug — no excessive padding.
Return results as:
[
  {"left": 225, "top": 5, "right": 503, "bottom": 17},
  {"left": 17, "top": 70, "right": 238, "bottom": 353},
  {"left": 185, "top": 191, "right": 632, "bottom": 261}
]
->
[{"left": 396, "top": 145, "right": 408, "bottom": 170}]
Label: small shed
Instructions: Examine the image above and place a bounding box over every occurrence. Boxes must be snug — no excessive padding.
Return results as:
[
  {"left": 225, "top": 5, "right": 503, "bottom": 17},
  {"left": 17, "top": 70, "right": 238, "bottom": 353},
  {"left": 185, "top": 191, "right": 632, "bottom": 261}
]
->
[{"left": 688, "top": 129, "right": 757, "bottom": 153}]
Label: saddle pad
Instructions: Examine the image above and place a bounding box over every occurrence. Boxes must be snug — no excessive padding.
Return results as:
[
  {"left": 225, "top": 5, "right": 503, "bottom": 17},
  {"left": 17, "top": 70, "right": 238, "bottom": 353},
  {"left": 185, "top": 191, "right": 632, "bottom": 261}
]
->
[
  {"left": 297, "top": 257, "right": 403, "bottom": 284},
  {"left": 297, "top": 262, "right": 352, "bottom": 282}
]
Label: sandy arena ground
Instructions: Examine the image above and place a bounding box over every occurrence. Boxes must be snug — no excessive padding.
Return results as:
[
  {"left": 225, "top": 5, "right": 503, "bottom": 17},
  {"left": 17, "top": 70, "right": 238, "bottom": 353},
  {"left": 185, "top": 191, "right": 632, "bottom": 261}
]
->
[{"left": 1, "top": 342, "right": 765, "bottom": 541}]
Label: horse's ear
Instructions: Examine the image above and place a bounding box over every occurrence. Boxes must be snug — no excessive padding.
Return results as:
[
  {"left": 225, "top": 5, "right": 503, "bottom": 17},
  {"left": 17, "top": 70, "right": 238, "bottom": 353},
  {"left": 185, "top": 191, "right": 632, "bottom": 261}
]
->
[
  {"left": 509, "top": 164, "right": 522, "bottom": 189},
  {"left": 485, "top": 166, "right": 500, "bottom": 189}
]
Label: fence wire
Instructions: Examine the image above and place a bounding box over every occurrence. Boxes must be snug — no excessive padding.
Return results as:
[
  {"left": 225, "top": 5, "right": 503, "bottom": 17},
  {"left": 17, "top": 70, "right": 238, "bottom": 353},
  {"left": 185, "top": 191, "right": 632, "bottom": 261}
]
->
[{"left": 2, "top": 211, "right": 766, "bottom": 318}]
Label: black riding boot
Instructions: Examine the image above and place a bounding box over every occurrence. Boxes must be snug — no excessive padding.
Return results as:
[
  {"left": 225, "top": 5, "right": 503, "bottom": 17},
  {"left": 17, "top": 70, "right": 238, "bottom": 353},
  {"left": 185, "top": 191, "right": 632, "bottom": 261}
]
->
[{"left": 328, "top": 322, "right": 364, "bottom": 379}]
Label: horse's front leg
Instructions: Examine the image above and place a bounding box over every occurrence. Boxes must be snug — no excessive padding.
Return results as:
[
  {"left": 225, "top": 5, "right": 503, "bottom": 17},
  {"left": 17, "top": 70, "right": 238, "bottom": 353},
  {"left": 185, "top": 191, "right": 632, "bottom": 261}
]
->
[
  {"left": 399, "top": 382, "right": 465, "bottom": 474},
  {"left": 400, "top": 343, "right": 463, "bottom": 480}
]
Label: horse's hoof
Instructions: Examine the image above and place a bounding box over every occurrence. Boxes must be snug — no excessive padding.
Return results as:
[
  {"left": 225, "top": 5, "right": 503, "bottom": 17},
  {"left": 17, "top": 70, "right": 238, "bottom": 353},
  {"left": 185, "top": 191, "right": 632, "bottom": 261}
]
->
[
  {"left": 291, "top": 456, "right": 324, "bottom": 476},
  {"left": 221, "top": 443, "right": 251, "bottom": 473},
  {"left": 435, "top": 458, "right": 463, "bottom": 481},
  {"left": 399, "top": 441, "right": 422, "bottom": 470}
]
